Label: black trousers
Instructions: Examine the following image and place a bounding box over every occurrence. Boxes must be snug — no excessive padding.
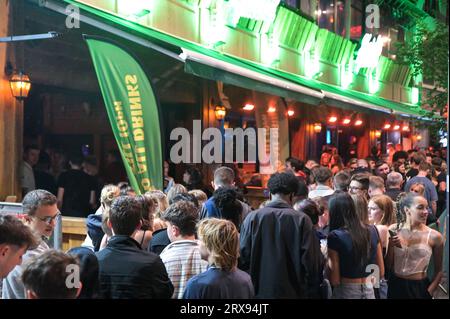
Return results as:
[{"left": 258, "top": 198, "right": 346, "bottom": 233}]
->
[{"left": 387, "top": 274, "right": 432, "bottom": 299}]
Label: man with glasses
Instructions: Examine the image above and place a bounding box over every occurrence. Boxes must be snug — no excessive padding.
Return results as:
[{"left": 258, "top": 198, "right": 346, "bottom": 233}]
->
[
  {"left": 348, "top": 173, "right": 370, "bottom": 199},
  {"left": 2, "top": 190, "right": 59, "bottom": 299}
]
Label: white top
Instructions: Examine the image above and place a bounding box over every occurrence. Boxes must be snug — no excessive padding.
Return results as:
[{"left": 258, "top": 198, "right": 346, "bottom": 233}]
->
[
  {"left": 160, "top": 240, "right": 208, "bottom": 299},
  {"left": 308, "top": 185, "right": 335, "bottom": 199},
  {"left": 394, "top": 229, "right": 433, "bottom": 277},
  {"left": 21, "top": 161, "right": 35, "bottom": 194}
]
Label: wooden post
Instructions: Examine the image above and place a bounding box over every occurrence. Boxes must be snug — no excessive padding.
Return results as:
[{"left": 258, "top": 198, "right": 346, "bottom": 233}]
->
[{"left": 0, "top": 0, "right": 24, "bottom": 201}]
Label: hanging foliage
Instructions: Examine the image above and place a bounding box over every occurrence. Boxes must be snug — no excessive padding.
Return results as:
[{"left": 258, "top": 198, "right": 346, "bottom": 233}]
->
[{"left": 395, "top": 21, "right": 448, "bottom": 145}]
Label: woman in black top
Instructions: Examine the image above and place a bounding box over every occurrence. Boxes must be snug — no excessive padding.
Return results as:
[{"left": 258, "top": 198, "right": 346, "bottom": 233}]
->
[{"left": 327, "top": 192, "right": 384, "bottom": 299}]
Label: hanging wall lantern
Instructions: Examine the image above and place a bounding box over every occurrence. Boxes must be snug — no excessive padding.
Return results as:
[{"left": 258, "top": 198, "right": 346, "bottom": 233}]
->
[
  {"left": 10, "top": 71, "right": 31, "bottom": 100},
  {"left": 214, "top": 105, "right": 226, "bottom": 120},
  {"left": 314, "top": 123, "right": 322, "bottom": 133}
]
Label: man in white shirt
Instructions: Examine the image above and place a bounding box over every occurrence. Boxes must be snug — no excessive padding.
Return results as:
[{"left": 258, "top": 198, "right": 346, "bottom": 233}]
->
[
  {"left": 308, "top": 167, "right": 335, "bottom": 199},
  {"left": 2, "top": 190, "right": 59, "bottom": 299},
  {"left": 21, "top": 145, "right": 40, "bottom": 196},
  {"left": 160, "top": 201, "right": 208, "bottom": 298}
]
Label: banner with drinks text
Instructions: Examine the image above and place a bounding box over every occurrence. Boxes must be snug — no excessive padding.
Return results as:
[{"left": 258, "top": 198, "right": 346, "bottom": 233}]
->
[{"left": 85, "top": 36, "right": 162, "bottom": 193}]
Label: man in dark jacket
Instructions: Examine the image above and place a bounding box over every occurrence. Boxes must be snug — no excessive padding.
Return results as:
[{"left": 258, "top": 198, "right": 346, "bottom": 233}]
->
[
  {"left": 96, "top": 196, "right": 173, "bottom": 299},
  {"left": 239, "top": 172, "right": 322, "bottom": 298},
  {"left": 200, "top": 166, "right": 251, "bottom": 222}
]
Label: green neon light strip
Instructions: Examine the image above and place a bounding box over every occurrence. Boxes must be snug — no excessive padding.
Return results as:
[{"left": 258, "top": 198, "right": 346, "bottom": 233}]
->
[
  {"left": 63, "top": 0, "right": 425, "bottom": 116},
  {"left": 272, "top": 6, "right": 318, "bottom": 51}
]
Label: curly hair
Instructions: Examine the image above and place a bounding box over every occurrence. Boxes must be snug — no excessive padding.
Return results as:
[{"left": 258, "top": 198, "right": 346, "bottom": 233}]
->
[
  {"left": 197, "top": 218, "right": 239, "bottom": 271},
  {"left": 267, "top": 172, "right": 299, "bottom": 195},
  {"left": 212, "top": 187, "right": 242, "bottom": 229}
]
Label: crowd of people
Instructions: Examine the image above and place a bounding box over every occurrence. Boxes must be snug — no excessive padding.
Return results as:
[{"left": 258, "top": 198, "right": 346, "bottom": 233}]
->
[{"left": 1, "top": 144, "right": 446, "bottom": 299}]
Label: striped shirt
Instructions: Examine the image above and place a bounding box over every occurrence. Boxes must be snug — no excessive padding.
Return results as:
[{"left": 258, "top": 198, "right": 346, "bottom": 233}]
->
[{"left": 160, "top": 240, "right": 208, "bottom": 299}]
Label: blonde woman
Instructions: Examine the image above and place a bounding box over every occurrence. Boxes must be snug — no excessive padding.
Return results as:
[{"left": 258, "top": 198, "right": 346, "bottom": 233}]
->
[
  {"left": 387, "top": 193, "right": 444, "bottom": 298},
  {"left": 146, "top": 190, "right": 169, "bottom": 232},
  {"left": 182, "top": 219, "right": 254, "bottom": 299},
  {"left": 82, "top": 184, "right": 120, "bottom": 251}
]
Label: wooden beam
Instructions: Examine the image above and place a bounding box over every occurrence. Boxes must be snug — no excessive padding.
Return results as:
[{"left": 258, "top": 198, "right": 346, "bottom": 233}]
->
[{"left": 0, "top": 0, "right": 24, "bottom": 200}]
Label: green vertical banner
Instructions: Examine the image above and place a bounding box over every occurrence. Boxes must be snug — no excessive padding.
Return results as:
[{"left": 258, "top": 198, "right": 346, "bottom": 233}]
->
[{"left": 85, "top": 35, "right": 162, "bottom": 193}]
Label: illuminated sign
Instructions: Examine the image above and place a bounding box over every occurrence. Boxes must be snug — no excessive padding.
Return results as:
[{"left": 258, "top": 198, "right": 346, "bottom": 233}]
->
[{"left": 354, "top": 33, "right": 383, "bottom": 71}]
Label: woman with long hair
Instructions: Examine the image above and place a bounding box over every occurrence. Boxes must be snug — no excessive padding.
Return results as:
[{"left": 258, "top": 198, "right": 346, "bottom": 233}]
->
[
  {"left": 330, "top": 155, "right": 344, "bottom": 175},
  {"left": 133, "top": 194, "right": 156, "bottom": 250},
  {"left": 368, "top": 195, "right": 396, "bottom": 252},
  {"left": 387, "top": 192, "right": 444, "bottom": 299},
  {"left": 327, "top": 192, "right": 384, "bottom": 299},
  {"left": 351, "top": 194, "right": 369, "bottom": 225},
  {"left": 367, "top": 194, "right": 396, "bottom": 298}
]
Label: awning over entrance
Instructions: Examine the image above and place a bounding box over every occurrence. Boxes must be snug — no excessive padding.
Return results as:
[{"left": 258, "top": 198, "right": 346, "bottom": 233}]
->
[{"left": 45, "top": 0, "right": 426, "bottom": 118}]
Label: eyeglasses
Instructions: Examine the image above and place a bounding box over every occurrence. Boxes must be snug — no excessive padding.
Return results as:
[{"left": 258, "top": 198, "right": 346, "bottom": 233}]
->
[{"left": 35, "top": 212, "right": 61, "bottom": 224}]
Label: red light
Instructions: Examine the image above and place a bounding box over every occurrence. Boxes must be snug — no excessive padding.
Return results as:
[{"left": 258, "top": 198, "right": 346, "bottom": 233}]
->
[
  {"left": 342, "top": 118, "right": 351, "bottom": 125},
  {"left": 402, "top": 125, "right": 409, "bottom": 131},
  {"left": 328, "top": 116, "right": 338, "bottom": 123},
  {"left": 383, "top": 123, "right": 391, "bottom": 130},
  {"left": 243, "top": 104, "right": 254, "bottom": 111},
  {"left": 354, "top": 120, "right": 363, "bottom": 126},
  {"left": 393, "top": 125, "right": 400, "bottom": 130},
  {"left": 287, "top": 109, "right": 294, "bottom": 117},
  {"left": 267, "top": 106, "right": 276, "bottom": 113}
]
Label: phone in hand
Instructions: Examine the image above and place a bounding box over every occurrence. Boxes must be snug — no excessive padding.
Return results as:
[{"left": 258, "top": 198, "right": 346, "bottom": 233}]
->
[{"left": 388, "top": 229, "right": 397, "bottom": 237}]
